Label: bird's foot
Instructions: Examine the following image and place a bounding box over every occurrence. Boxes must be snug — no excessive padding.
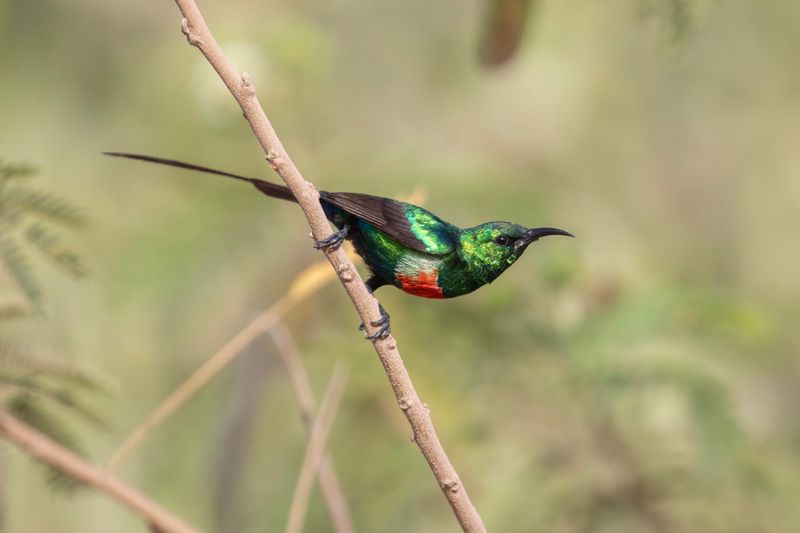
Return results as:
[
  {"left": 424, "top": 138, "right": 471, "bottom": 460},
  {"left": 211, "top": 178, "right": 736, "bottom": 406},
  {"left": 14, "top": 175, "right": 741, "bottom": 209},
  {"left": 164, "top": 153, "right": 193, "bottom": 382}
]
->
[
  {"left": 314, "top": 225, "right": 349, "bottom": 251},
  {"left": 359, "top": 304, "right": 391, "bottom": 340}
]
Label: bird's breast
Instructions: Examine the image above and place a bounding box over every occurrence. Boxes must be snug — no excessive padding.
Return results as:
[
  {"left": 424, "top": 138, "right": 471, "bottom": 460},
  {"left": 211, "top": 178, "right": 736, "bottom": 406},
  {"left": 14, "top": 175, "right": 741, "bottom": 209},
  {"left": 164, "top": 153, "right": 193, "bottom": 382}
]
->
[{"left": 395, "top": 268, "right": 445, "bottom": 299}]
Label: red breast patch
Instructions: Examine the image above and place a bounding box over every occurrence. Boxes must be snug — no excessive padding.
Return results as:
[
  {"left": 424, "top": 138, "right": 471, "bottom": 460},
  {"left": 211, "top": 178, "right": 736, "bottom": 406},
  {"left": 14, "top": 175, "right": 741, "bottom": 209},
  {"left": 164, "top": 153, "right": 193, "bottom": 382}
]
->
[{"left": 396, "top": 269, "right": 444, "bottom": 299}]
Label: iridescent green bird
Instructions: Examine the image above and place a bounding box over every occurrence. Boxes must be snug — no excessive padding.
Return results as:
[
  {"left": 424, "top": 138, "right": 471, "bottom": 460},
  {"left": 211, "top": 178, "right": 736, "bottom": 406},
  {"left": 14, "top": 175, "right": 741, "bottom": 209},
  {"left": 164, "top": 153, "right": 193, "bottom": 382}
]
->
[{"left": 105, "top": 152, "right": 573, "bottom": 338}]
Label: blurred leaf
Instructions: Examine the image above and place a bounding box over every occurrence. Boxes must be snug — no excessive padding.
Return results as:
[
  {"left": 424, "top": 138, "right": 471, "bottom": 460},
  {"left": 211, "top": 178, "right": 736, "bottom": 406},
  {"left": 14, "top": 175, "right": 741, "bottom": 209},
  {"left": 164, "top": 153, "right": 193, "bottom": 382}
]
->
[
  {"left": 24, "top": 224, "right": 90, "bottom": 278},
  {"left": 0, "top": 160, "right": 36, "bottom": 182},
  {"left": 0, "top": 158, "right": 87, "bottom": 311},
  {"left": 0, "top": 237, "right": 42, "bottom": 309},
  {"left": 0, "top": 158, "right": 100, "bottom": 497},
  {"left": 0, "top": 344, "right": 111, "bottom": 494},
  {"left": 0, "top": 343, "right": 112, "bottom": 394},
  {"left": 6, "top": 394, "right": 85, "bottom": 492},
  {"left": 5, "top": 188, "right": 87, "bottom": 228},
  {"left": 640, "top": 0, "right": 715, "bottom": 45}
]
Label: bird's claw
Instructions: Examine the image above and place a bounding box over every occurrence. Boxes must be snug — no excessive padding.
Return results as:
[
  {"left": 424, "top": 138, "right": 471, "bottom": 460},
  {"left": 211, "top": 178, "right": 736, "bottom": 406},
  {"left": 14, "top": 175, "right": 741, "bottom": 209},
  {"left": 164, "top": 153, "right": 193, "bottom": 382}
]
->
[
  {"left": 365, "top": 318, "right": 391, "bottom": 340},
  {"left": 359, "top": 304, "right": 391, "bottom": 340},
  {"left": 314, "top": 225, "right": 349, "bottom": 251}
]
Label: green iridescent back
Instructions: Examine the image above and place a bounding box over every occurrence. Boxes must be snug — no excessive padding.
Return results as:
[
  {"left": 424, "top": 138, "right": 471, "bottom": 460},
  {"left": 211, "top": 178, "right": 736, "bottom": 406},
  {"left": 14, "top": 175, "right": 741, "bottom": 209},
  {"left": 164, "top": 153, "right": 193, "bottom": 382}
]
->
[{"left": 401, "top": 203, "right": 457, "bottom": 255}]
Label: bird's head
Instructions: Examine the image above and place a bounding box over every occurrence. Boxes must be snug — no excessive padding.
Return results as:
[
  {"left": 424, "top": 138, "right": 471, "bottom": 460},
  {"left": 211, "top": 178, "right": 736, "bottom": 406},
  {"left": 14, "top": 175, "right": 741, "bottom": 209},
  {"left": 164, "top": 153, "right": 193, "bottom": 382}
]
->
[{"left": 458, "top": 222, "right": 573, "bottom": 285}]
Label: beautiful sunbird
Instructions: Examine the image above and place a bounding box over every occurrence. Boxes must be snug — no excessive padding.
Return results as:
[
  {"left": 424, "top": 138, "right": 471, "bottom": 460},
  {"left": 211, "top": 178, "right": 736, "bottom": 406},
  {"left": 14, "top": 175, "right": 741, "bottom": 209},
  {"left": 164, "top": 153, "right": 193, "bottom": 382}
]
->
[{"left": 105, "top": 152, "right": 572, "bottom": 339}]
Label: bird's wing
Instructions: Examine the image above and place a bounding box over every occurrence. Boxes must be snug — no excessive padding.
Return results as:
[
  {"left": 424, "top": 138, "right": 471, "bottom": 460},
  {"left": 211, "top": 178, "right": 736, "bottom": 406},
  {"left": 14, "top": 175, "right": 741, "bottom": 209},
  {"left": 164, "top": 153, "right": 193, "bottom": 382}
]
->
[{"left": 320, "top": 192, "right": 457, "bottom": 255}]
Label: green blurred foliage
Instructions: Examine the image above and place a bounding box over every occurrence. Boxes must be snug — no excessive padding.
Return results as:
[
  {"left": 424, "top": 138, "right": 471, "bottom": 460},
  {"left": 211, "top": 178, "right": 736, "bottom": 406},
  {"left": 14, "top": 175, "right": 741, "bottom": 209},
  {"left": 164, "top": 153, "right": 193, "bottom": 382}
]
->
[
  {"left": 0, "top": 160, "right": 88, "bottom": 313},
  {"left": 2, "top": 0, "right": 799, "bottom": 532},
  {"left": 0, "top": 161, "right": 108, "bottom": 502}
]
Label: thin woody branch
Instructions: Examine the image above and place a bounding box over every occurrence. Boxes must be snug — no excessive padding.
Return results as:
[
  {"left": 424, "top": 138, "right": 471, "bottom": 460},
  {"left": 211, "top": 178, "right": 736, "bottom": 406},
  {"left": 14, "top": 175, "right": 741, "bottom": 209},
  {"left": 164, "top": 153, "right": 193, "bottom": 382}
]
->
[
  {"left": 0, "top": 410, "right": 199, "bottom": 533},
  {"left": 284, "top": 364, "right": 349, "bottom": 533},
  {"left": 108, "top": 261, "right": 355, "bottom": 531},
  {"left": 107, "top": 297, "right": 292, "bottom": 472},
  {"left": 270, "top": 322, "right": 355, "bottom": 533},
  {"left": 171, "top": 1, "right": 486, "bottom": 530}
]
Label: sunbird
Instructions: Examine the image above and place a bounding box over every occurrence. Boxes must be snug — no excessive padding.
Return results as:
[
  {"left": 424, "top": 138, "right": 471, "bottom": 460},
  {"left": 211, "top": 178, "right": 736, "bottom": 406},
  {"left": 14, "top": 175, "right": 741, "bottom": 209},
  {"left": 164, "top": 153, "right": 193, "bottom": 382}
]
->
[{"left": 105, "top": 152, "right": 573, "bottom": 339}]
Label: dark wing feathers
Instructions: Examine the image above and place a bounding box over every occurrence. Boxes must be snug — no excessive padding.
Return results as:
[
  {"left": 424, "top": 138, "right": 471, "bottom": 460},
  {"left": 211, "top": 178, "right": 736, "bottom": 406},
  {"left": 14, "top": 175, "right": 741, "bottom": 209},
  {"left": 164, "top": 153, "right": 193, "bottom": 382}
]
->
[
  {"left": 320, "top": 192, "right": 391, "bottom": 230},
  {"left": 320, "top": 191, "right": 455, "bottom": 255}
]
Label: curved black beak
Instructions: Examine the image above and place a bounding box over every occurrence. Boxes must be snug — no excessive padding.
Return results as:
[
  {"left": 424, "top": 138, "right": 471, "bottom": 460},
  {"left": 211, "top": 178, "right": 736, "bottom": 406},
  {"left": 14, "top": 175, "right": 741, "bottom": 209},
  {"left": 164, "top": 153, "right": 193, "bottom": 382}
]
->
[{"left": 516, "top": 227, "right": 574, "bottom": 249}]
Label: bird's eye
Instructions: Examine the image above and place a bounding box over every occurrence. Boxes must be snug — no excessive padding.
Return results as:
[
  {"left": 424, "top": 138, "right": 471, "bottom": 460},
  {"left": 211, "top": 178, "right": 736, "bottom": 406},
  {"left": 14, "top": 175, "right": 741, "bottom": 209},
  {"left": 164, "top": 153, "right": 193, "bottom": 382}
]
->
[{"left": 494, "top": 235, "right": 510, "bottom": 246}]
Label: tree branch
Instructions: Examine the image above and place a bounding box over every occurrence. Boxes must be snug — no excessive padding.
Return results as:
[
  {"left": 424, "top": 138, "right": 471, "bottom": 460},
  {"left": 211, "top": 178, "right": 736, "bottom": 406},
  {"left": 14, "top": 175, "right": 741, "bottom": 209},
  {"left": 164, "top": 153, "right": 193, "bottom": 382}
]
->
[
  {"left": 171, "top": 1, "right": 486, "bottom": 530},
  {"left": 0, "top": 410, "right": 200, "bottom": 533}
]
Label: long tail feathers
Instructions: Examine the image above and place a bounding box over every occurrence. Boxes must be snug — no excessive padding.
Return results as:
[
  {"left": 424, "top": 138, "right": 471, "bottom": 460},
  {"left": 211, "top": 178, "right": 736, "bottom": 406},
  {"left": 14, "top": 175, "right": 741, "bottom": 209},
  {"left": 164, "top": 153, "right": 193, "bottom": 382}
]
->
[{"left": 103, "top": 152, "right": 297, "bottom": 203}]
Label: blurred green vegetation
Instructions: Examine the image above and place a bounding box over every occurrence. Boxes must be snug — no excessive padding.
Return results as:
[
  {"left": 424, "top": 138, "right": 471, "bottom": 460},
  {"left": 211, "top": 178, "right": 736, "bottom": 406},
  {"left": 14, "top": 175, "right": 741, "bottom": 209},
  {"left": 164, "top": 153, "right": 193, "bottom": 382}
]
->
[
  {"left": 0, "top": 160, "right": 109, "bottom": 499},
  {"left": 2, "top": 1, "right": 799, "bottom": 532}
]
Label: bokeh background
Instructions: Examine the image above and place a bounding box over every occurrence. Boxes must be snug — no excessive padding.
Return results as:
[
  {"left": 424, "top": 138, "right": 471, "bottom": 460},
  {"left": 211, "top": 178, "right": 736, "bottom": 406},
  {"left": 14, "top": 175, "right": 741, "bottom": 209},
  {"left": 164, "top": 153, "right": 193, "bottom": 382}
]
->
[{"left": 2, "top": 0, "right": 799, "bottom": 531}]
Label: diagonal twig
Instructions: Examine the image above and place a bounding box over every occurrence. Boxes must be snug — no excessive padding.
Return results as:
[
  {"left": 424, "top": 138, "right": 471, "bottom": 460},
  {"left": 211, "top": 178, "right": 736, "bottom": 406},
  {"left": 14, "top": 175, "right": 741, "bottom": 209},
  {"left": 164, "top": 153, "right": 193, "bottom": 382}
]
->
[
  {"left": 106, "top": 254, "right": 347, "bottom": 472},
  {"left": 284, "top": 364, "right": 349, "bottom": 533},
  {"left": 172, "top": 1, "right": 486, "bottom": 530},
  {"left": 0, "top": 410, "right": 200, "bottom": 533},
  {"left": 106, "top": 296, "right": 292, "bottom": 472},
  {"left": 269, "top": 322, "right": 354, "bottom": 533}
]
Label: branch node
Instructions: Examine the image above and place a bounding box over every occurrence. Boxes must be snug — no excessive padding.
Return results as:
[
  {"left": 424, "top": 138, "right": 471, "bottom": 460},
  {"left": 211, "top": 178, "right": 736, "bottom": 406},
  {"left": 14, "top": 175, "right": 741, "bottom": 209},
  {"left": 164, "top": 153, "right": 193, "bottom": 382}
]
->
[
  {"left": 398, "top": 397, "right": 413, "bottom": 410},
  {"left": 240, "top": 73, "right": 256, "bottom": 96},
  {"left": 442, "top": 479, "right": 461, "bottom": 493},
  {"left": 264, "top": 150, "right": 282, "bottom": 171},
  {"left": 180, "top": 18, "right": 202, "bottom": 47}
]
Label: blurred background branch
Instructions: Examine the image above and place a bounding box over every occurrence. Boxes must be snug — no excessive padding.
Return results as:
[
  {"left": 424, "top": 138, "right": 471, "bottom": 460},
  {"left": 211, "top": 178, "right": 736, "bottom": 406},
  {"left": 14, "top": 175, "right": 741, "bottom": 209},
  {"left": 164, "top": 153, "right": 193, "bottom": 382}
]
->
[
  {"left": 0, "top": 411, "right": 199, "bottom": 533},
  {"left": 107, "top": 256, "right": 357, "bottom": 531},
  {"left": 284, "top": 363, "right": 348, "bottom": 533},
  {"left": 270, "top": 322, "right": 355, "bottom": 533}
]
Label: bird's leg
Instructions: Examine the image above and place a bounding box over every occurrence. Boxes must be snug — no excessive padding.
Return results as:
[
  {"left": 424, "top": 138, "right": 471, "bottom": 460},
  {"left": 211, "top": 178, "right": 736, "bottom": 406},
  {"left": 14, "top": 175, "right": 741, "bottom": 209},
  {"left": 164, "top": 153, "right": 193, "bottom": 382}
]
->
[
  {"left": 359, "top": 275, "right": 391, "bottom": 340},
  {"left": 313, "top": 224, "right": 349, "bottom": 251}
]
